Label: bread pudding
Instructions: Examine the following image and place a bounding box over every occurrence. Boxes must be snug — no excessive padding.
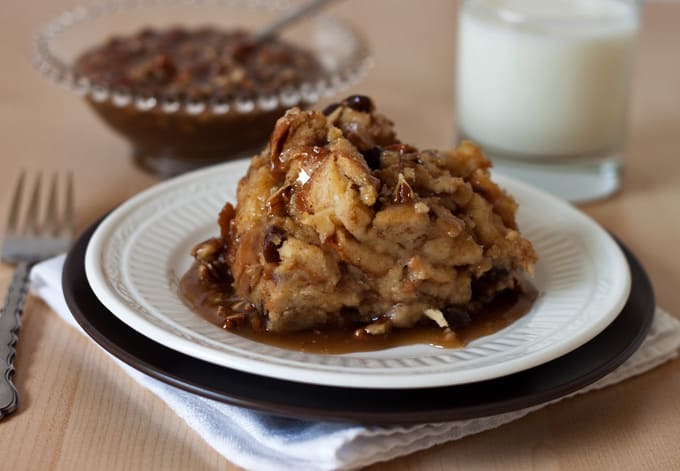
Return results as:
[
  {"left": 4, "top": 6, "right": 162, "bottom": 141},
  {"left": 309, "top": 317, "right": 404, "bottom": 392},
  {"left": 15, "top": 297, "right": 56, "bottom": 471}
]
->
[{"left": 187, "top": 95, "right": 536, "bottom": 339}]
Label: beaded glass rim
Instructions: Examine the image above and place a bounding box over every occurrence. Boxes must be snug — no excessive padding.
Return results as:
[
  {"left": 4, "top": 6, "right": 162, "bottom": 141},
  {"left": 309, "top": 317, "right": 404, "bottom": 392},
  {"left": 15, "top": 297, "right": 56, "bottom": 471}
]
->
[{"left": 31, "top": 0, "right": 372, "bottom": 116}]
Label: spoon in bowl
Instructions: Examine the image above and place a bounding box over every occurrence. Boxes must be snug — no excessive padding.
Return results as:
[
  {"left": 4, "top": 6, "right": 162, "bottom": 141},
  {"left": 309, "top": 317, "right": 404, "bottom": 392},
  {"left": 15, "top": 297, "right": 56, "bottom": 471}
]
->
[{"left": 252, "top": 0, "right": 343, "bottom": 43}]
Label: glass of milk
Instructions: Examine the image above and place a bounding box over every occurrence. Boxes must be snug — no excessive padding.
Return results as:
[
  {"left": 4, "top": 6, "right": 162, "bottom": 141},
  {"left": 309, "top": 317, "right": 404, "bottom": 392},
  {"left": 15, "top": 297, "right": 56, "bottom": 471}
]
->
[{"left": 456, "top": 0, "right": 639, "bottom": 203}]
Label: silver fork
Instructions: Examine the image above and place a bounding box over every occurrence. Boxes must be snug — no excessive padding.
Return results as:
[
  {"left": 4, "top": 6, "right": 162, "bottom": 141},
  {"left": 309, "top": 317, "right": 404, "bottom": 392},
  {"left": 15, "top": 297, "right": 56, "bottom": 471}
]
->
[{"left": 0, "top": 172, "right": 74, "bottom": 420}]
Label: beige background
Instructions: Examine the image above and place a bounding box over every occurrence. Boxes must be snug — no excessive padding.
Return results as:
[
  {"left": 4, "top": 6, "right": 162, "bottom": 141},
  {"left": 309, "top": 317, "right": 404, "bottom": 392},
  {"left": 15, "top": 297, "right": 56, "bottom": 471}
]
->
[{"left": 1, "top": 0, "right": 680, "bottom": 469}]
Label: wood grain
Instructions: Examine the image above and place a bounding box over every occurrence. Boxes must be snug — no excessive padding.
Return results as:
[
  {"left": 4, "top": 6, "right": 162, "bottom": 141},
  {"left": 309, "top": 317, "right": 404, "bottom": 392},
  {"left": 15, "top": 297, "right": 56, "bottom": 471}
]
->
[{"left": 1, "top": 1, "right": 679, "bottom": 470}]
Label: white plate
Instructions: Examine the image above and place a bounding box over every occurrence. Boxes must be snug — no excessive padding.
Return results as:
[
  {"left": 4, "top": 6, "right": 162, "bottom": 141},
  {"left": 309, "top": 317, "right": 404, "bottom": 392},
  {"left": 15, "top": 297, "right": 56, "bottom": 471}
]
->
[{"left": 85, "top": 159, "right": 631, "bottom": 389}]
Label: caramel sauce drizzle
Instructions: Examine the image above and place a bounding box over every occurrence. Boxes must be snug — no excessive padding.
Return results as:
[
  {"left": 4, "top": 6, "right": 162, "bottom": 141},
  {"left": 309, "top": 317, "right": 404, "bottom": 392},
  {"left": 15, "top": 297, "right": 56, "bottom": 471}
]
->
[{"left": 179, "top": 262, "right": 538, "bottom": 355}]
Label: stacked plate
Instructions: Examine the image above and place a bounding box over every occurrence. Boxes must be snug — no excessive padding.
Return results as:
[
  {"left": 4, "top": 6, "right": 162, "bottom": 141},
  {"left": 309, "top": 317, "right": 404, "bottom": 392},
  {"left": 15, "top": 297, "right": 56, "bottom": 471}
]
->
[{"left": 63, "top": 160, "right": 654, "bottom": 423}]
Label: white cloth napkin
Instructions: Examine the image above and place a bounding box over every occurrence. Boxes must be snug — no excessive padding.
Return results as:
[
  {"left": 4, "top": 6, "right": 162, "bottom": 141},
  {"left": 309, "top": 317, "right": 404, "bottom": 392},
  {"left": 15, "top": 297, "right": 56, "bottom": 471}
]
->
[{"left": 29, "top": 254, "right": 680, "bottom": 471}]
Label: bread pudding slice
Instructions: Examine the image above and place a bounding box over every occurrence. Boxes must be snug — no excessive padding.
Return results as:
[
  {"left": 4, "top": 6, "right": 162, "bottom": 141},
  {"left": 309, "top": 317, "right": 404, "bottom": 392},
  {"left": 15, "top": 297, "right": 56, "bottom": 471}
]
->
[{"left": 194, "top": 95, "right": 536, "bottom": 334}]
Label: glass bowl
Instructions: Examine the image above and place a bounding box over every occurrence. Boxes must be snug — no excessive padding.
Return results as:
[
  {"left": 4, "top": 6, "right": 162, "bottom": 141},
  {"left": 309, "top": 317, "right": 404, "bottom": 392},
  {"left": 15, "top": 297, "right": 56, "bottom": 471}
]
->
[{"left": 33, "top": 0, "right": 371, "bottom": 176}]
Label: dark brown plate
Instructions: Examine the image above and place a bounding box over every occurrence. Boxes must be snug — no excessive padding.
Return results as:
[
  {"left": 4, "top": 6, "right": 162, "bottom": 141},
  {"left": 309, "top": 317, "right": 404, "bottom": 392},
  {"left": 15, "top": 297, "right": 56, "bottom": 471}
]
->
[{"left": 63, "top": 220, "right": 654, "bottom": 424}]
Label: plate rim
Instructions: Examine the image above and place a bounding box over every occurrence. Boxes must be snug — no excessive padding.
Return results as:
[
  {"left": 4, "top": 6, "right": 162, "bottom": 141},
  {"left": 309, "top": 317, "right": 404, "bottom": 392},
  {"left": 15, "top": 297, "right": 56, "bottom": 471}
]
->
[
  {"left": 84, "top": 160, "right": 632, "bottom": 388},
  {"left": 65, "top": 219, "right": 654, "bottom": 423}
]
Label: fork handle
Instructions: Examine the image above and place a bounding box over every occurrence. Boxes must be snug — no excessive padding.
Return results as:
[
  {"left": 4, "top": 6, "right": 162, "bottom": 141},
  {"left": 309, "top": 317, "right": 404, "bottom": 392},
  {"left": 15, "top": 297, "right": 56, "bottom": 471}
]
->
[{"left": 0, "top": 261, "right": 31, "bottom": 420}]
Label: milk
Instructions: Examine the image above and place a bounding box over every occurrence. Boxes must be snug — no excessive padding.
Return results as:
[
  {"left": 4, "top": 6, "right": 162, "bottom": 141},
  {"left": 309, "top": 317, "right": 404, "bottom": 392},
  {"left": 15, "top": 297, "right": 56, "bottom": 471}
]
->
[{"left": 457, "top": 0, "right": 638, "bottom": 160}]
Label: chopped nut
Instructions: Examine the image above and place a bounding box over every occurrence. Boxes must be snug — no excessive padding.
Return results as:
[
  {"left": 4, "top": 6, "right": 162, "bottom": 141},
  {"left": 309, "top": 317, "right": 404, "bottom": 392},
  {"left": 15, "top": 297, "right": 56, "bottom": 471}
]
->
[
  {"left": 211, "top": 74, "right": 230, "bottom": 88},
  {"left": 355, "top": 318, "right": 392, "bottom": 337},
  {"left": 197, "top": 264, "right": 211, "bottom": 283},
  {"left": 266, "top": 186, "right": 293, "bottom": 216},
  {"left": 424, "top": 308, "right": 449, "bottom": 328},
  {"left": 74, "top": 26, "right": 323, "bottom": 106},
  {"left": 222, "top": 313, "right": 247, "bottom": 330},
  {"left": 206, "top": 292, "right": 225, "bottom": 306},
  {"left": 250, "top": 312, "right": 264, "bottom": 331},
  {"left": 392, "top": 173, "right": 415, "bottom": 204},
  {"left": 443, "top": 328, "right": 457, "bottom": 342},
  {"left": 191, "top": 238, "right": 222, "bottom": 263},
  {"left": 197, "top": 261, "right": 224, "bottom": 284},
  {"left": 353, "top": 328, "right": 369, "bottom": 340},
  {"left": 229, "top": 67, "right": 246, "bottom": 83},
  {"left": 231, "top": 300, "right": 256, "bottom": 313},
  {"left": 414, "top": 202, "right": 430, "bottom": 214}
]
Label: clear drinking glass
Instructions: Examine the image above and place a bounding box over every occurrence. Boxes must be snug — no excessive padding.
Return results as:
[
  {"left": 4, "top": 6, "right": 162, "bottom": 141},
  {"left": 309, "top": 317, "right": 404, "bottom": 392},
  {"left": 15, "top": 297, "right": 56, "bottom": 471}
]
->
[{"left": 456, "top": 0, "right": 640, "bottom": 203}]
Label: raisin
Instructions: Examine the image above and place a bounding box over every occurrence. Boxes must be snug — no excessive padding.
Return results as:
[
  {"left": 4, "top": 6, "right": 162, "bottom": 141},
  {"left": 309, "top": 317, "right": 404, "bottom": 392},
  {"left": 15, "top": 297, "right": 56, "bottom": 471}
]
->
[
  {"left": 443, "top": 306, "right": 472, "bottom": 329},
  {"left": 344, "top": 95, "right": 374, "bottom": 113},
  {"left": 472, "top": 268, "right": 510, "bottom": 300},
  {"left": 361, "top": 146, "right": 382, "bottom": 170},
  {"left": 263, "top": 226, "right": 286, "bottom": 263},
  {"left": 323, "top": 102, "right": 341, "bottom": 115}
]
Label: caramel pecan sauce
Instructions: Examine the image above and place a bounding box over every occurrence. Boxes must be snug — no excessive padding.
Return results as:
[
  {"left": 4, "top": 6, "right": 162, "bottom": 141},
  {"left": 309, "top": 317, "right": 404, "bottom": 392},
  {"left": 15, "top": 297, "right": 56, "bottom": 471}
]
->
[
  {"left": 179, "top": 258, "right": 537, "bottom": 354},
  {"left": 74, "top": 26, "right": 323, "bottom": 101}
]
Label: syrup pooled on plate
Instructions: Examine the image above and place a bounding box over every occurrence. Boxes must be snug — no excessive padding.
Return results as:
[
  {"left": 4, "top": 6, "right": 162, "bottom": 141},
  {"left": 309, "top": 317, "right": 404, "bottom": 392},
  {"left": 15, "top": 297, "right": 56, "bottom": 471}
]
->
[{"left": 179, "top": 261, "right": 538, "bottom": 354}]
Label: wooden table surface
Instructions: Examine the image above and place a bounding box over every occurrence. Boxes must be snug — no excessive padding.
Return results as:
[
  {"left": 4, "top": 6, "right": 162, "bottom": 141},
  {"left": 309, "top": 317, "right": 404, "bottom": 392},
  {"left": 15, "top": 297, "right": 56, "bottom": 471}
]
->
[{"left": 2, "top": 1, "right": 679, "bottom": 469}]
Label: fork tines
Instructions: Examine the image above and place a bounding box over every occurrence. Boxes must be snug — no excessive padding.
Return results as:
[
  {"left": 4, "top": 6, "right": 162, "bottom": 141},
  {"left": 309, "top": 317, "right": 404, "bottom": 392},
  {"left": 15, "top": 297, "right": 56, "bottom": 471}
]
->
[{"left": 5, "top": 171, "right": 74, "bottom": 239}]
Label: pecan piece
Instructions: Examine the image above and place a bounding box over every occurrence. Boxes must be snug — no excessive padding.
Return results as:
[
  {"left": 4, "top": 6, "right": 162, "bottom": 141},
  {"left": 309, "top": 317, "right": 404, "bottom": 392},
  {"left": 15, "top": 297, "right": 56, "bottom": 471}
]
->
[
  {"left": 354, "top": 318, "right": 392, "bottom": 337},
  {"left": 392, "top": 173, "right": 415, "bottom": 204}
]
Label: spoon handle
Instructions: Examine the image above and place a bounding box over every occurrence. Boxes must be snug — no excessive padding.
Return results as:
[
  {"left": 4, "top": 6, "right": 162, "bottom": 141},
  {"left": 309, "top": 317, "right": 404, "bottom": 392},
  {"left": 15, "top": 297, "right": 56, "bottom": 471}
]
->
[{"left": 253, "top": 0, "right": 341, "bottom": 42}]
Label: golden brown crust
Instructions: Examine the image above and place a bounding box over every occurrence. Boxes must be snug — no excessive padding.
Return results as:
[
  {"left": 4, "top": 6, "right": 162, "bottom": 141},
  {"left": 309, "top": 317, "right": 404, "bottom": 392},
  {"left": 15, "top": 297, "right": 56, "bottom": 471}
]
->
[{"left": 216, "top": 96, "right": 537, "bottom": 333}]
